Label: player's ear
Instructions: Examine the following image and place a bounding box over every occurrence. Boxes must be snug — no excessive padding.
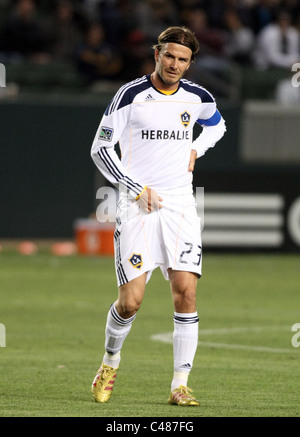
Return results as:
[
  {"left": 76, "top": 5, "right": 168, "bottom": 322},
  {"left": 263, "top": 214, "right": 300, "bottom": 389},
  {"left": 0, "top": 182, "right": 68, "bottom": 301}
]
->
[
  {"left": 154, "top": 48, "right": 160, "bottom": 63},
  {"left": 186, "top": 61, "right": 192, "bottom": 71}
]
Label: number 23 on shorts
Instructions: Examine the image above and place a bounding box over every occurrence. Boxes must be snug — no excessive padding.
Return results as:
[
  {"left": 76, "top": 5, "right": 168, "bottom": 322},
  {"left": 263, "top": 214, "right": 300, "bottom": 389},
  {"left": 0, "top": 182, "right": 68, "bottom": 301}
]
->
[{"left": 179, "top": 242, "right": 202, "bottom": 266}]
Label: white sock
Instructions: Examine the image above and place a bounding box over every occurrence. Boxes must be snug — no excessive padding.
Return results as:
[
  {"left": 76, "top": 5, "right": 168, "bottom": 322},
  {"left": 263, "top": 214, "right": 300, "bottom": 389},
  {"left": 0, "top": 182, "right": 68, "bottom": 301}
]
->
[
  {"left": 171, "top": 371, "right": 189, "bottom": 391},
  {"left": 171, "top": 311, "right": 199, "bottom": 391},
  {"left": 103, "top": 302, "right": 136, "bottom": 368},
  {"left": 103, "top": 351, "right": 121, "bottom": 369}
]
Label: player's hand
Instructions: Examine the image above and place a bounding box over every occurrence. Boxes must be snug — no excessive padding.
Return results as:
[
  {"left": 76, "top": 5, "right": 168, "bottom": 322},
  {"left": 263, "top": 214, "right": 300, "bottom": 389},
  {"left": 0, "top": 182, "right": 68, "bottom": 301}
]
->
[
  {"left": 136, "top": 187, "right": 163, "bottom": 213},
  {"left": 188, "top": 149, "right": 197, "bottom": 172}
]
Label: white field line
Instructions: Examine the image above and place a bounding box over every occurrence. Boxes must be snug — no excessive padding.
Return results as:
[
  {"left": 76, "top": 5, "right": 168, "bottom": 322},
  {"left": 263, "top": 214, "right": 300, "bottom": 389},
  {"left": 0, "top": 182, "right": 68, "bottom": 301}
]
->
[{"left": 151, "top": 326, "right": 297, "bottom": 354}]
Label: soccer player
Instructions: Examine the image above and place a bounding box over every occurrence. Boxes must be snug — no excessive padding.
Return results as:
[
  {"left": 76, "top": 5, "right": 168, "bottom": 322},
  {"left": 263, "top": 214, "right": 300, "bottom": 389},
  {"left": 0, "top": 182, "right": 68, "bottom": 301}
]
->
[{"left": 90, "top": 26, "right": 226, "bottom": 406}]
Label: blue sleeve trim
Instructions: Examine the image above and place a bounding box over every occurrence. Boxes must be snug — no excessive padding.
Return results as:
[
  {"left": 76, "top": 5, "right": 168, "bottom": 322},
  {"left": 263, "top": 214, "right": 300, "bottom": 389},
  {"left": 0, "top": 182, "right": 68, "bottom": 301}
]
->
[
  {"left": 180, "top": 80, "right": 214, "bottom": 103},
  {"left": 197, "top": 109, "right": 221, "bottom": 127}
]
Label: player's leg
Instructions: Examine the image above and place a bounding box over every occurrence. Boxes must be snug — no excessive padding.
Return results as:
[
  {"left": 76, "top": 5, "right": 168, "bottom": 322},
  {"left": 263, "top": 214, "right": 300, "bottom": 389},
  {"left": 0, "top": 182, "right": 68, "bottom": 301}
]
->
[
  {"left": 169, "top": 269, "right": 198, "bottom": 313},
  {"left": 92, "top": 197, "right": 158, "bottom": 402},
  {"left": 104, "top": 272, "right": 147, "bottom": 365},
  {"left": 92, "top": 273, "right": 147, "bottom": 403},
  {"left": 115, "top": 271, "right": 147, "bottom": 318},
  {"left": 168, "top": 270, "right": 200, "bottom": 406}
]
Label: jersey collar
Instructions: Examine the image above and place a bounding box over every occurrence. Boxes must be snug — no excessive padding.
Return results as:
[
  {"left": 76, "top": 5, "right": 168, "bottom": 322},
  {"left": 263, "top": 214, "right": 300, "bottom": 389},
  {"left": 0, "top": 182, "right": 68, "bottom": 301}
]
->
[{"left": 147, "top": 74, "right": 181, "bottom": 95}]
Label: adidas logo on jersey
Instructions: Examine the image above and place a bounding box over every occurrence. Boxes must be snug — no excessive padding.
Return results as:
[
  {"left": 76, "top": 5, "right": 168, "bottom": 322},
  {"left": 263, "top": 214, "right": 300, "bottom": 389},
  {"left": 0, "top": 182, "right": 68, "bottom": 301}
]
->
[{"left": 145, "top": 94, "right": 155, "bottom": 101}]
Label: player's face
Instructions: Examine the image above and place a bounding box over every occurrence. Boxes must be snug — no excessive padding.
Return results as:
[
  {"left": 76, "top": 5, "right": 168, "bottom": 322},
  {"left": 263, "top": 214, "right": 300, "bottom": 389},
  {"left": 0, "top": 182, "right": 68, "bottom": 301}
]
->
[{"left": 154, "top": 43, "right": 192, "bottom": 89}]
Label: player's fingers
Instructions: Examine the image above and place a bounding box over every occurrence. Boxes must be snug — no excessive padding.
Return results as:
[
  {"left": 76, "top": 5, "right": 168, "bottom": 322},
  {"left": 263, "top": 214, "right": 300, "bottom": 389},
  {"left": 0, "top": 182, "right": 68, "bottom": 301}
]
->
[
  {"left": 157, "top": 196, "right": 163, "bottom": 209},
  {"left": 140, "top": 188, "right": 162, "bottom": 212},
  {"left": 188, "top": 158, "right": 195, "bottom": 172},
  {"left": 188, "top": 150, "right": 197, "bottom": 172},
  {"left": 147, "top": 189, "right": 151, "bottom": 211}
]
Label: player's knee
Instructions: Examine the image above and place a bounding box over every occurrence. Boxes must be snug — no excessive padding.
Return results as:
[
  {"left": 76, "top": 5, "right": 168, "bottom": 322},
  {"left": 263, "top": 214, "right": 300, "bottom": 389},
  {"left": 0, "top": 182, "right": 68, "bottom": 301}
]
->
[
  {"left": 171, "top": 283, "right": 196, "bottom": 311},
  {"left": 174, "top": 288, "right": 195, "bottom": 304},
  {"left": 117, "top": 298, "right": 141, "bottom": 319},
  {"left": 117, "top": 274, "right": 146, "bottom": 318}
]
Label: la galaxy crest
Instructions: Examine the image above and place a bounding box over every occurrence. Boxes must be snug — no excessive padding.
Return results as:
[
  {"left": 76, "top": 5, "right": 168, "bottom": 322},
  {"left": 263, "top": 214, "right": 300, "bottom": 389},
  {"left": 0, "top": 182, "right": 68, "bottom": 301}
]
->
[
  {"left": 180, "top": 111, "right": 191, "bottom": 128},
  {"left": 129, "top": 253, "right": 143, "bottom": 269}
]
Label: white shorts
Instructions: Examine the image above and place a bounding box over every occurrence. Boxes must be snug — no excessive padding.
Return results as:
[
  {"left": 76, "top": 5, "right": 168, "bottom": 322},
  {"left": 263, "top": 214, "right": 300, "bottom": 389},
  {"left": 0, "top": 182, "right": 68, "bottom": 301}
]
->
[{"left": 114, "top": 187, "right": 202, "bottom": 286}]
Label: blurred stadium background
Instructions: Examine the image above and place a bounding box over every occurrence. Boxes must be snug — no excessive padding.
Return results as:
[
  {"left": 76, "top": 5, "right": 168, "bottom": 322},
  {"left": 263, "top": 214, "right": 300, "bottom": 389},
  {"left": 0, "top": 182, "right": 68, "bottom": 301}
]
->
[{"left": 1, "top": 0, "right": 300, "bottom": 253}]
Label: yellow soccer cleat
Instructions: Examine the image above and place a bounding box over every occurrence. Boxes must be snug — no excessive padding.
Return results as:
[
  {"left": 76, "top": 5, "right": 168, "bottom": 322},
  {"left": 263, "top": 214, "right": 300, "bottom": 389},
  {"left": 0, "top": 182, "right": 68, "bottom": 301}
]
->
[
  {"left": 168, "top": 385, "right": 200, "bottom": 406},
  {"left": 91, "top": 363, "right": 118, "bottom": 403}
]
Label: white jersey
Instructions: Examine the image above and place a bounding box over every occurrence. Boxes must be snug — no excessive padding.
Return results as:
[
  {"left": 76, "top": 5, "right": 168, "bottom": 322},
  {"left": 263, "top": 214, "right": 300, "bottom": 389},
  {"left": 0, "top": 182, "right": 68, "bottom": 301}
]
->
[{"left": 91, "top": 74, "right": 226, "bottom": 198}]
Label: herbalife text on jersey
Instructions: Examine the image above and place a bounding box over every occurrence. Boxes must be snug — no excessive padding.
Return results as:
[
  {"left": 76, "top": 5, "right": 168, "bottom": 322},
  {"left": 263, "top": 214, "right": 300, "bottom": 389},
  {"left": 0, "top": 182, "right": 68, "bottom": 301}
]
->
[{"left": 141, "top": 129, "right": 190, "bottom": 140}]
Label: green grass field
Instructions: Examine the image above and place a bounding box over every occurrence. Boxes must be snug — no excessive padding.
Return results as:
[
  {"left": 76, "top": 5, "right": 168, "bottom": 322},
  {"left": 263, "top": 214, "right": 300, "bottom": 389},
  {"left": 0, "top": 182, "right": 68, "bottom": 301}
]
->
[{"left": 0, "top": 251, "right": 299, "bottom": 417}]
